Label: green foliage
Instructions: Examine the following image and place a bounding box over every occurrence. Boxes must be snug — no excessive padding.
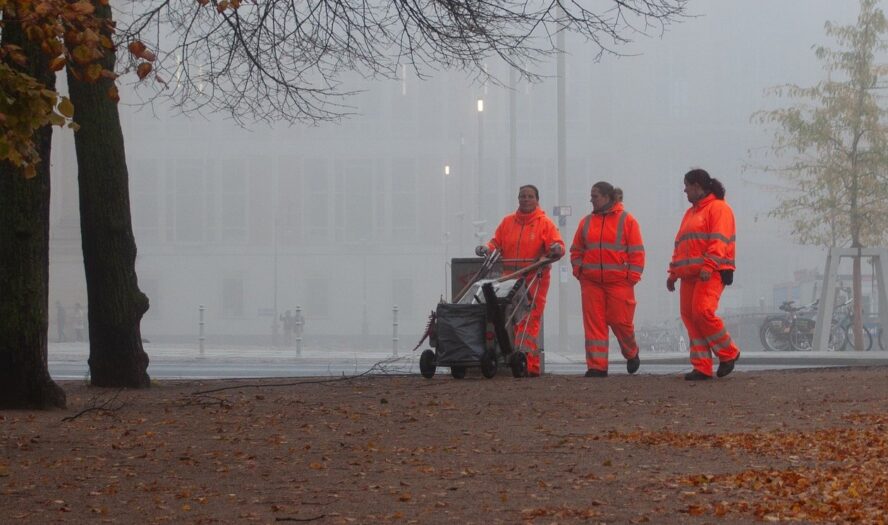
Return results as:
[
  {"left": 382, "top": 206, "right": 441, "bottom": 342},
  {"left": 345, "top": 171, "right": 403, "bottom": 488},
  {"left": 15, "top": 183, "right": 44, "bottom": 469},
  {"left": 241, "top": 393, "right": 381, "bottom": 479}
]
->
[{"left": 753, "top": 0, "right": 888, "bottom": 248}]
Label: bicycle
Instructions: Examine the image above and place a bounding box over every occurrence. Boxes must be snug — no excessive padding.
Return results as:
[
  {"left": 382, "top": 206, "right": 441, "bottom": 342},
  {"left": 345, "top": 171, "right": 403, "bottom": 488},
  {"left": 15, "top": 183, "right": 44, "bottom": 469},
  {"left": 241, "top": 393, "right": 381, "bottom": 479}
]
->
[
  {"left": 636, "top": 319, "right": 685, "bottom": 353},
  {"left": 833, "top": 299, "right": 873, "bottom": 351},
  {"left": 759, "top": 300, "right": 845, "bottom": 352},
  {"left": 759, "top": 300, "right": 816, "bottom": 351}
]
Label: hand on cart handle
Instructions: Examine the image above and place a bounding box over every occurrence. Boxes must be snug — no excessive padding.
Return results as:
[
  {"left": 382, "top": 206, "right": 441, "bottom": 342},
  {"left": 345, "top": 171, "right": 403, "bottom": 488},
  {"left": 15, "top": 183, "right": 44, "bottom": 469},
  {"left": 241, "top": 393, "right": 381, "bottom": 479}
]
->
[
  {"left": 475, "top": 244, "right": 490, "bottom": 257},
  {"left": 547, "top": 243, "right": 564, "bottom": 260}
]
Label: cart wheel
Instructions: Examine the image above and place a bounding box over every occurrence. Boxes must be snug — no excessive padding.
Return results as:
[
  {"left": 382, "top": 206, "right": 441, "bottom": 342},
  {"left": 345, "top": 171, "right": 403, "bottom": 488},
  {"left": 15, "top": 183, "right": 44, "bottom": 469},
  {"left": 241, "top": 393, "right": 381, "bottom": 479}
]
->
[
  {"left": 419, "top": 349, "right": 436, "bottom": 379},
  {"left": 510, "top": 352, "right": 527, "bottom": 378},
  {"left": 480, "top": 350, "right": 498, "bottom": 379},
  {"left": 450, "top": 366, "right": 467, "bottom": 379}
]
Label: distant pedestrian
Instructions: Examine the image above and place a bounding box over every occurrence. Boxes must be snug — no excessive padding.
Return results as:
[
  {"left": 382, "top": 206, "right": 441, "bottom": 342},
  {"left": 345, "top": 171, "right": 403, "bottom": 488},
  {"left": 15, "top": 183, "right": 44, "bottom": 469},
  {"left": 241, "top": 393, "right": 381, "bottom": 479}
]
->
[
  {"left": 280, "top": 310, "right": 294, "bottom": 345},
  {"left": 73, "top": 302, "right": 86, "bottom": 342},
  {"left": 293, "top": 308, "right": 305, "bottom": 340},
  {"left": 667, "top": 168, "right": 740, "bottom": 380},
  {"left": 55, "top": 301, "right": 67, "bottom": 343}
]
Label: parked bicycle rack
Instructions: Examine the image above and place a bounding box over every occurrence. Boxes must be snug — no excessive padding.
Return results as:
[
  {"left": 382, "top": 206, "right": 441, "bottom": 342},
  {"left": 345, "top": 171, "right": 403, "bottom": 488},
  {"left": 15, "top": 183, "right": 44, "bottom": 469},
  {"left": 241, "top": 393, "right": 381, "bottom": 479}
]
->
[{"left": 813, "top": 247, "right": 888, "bottom": 352}]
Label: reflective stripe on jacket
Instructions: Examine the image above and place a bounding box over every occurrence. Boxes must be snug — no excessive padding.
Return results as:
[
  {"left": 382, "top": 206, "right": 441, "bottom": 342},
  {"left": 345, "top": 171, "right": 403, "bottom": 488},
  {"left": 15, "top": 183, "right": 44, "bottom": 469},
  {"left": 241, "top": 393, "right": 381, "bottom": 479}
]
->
[
  {"left": 669, "top": 194, "right": 736, "bottom": 279},
  {"left": 570, "top": 202, "right": 645, "bottom": 284},
  {"left": 487, "top": 207, "right": 564, "bottom": 274}
]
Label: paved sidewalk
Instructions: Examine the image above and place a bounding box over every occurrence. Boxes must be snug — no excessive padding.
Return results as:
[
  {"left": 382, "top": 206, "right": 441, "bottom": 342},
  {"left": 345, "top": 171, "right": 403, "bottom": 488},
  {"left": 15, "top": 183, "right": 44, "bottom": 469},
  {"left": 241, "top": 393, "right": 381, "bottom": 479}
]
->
[{"left": 48, "top": 342, "right": 888, "bottom": 380}]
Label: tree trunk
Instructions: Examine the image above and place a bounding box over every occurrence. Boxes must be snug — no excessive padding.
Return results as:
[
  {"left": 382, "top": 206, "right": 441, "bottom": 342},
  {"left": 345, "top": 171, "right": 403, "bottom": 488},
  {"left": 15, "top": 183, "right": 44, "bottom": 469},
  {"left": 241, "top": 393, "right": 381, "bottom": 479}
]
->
[
  {"left": 66, "top": 2, "right": 150, "bottom": 387},
  {"left": 852, "top": 253, "right": 865, "bottom": 351},
  {"left": 0, "top": 18, "right": 67, "bottom": 408}
]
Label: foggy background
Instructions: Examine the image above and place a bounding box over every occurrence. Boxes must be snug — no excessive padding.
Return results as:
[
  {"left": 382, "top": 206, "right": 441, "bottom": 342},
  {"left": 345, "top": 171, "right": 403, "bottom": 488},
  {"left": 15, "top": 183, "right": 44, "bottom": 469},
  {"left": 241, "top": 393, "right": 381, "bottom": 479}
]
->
[{"left": 46, "top": 1, "right": 875, "bottom": 356}]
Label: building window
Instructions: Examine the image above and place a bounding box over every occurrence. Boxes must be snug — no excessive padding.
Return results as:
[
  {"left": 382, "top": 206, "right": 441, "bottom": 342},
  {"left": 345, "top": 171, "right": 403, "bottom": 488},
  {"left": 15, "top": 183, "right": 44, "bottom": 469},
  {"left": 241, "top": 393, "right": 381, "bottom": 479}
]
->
[
  {"left": 305, "top": 278, "right": 329, "bottom": 317},
  {"left": 173, "top": 159, "right": 205, "bottom": 243},
  {"left": 130, "top": 160, "right": 160, "bottom": 243},
  {"left": 339, "top": 159, "right": 373, "bottom": 243},
  {"left": 305, "top": 159, "right": 329, "bottom": 243},
  {"left": 392, "top": 278, "right": 414, "bottom": 318},
  {"left": 221, "top": 277, "right": 244, "bottom": 318},
  {"left": 278, "top": 157, "right": 302, "bottom": 246},
  {"left": 391, "top": 159, "right": 416, "bottom": 239},
  {"left": 221, "top": 162, "right": 247, "bottom": 242},
  {"left": 140, "top": 278, "right": 160, "bottom": 319}
]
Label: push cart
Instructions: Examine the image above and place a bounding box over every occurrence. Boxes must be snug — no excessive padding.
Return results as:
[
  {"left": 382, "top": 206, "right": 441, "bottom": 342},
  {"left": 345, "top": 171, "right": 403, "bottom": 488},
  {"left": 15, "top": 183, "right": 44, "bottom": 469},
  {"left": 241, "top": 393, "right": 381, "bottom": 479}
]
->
[{"left": 415, "top": 251, "right": 551, "bottom": 379}]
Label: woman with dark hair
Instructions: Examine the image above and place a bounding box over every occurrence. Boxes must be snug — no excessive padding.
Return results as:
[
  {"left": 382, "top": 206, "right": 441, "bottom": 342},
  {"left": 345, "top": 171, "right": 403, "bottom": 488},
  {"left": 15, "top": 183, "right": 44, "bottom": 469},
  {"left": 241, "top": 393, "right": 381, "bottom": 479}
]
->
[
  {"left": 570, "top": 181, "right": 645, "bottom": 377},
  {"left": 476, "top": 184, "right": 565, "bottom": 376},
  {"left": 667, "top": 169, "right": 740, "bottom": 380}
]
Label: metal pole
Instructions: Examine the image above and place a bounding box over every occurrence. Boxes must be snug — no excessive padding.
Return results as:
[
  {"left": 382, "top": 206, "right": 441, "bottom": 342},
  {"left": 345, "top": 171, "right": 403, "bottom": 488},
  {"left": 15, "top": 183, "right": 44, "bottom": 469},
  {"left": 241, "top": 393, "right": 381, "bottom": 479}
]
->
[
  {"left": 392, "top": 305, "right": 399, "bottom": 356},
  {"left": 198, "top": 304, "right": 206, "bottom": 356},
  {"left": 556, "top": 6, "right": 568, "bottom": 354},
  {"left": 295, "top": 305, "right": 303, "bottom": 357},
  {"left": 443, "top": 165, "right": 450, "bottom": 299},
  {"left": 509, "top": 67, "right": 517, "bottom": 208},
  {"left": 273, "top": 214, "right": 279, "bottom": 347},
  {"left": 476, "top": 99, "right": 484, "bottom": 223}
]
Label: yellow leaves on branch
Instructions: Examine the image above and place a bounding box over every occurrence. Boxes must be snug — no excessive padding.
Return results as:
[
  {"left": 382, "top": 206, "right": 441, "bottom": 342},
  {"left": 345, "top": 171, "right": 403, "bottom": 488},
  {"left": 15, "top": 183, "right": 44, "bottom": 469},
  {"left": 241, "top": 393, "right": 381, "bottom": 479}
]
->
[
  {"left": 0, "top": 64, "right": 76, "bottom": 178},
  {"left": 127, "top": 40, "right": 158, "bottom": 82},
  {"left": 136, "top": 62, "right": 153, "bottom": 80},
  {"left": 3, "top": 0, "right": 123, "bottom": 98},
  {"left": 127, "top": 40, "right": 157, "bottom": 62},
  {"left": 67, "top": 0, "right": 95, "bottom": 15},
  {"left": 195, "top": 0, "right": 241, "bottom": 12}
]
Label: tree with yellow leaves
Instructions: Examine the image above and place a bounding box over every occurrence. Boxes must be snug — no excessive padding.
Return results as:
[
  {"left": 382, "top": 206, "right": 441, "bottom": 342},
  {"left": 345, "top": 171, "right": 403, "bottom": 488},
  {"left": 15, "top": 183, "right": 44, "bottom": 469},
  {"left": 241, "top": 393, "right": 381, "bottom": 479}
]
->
[{"left": 754, "top": 0, "right": 888, "bottom": 352}]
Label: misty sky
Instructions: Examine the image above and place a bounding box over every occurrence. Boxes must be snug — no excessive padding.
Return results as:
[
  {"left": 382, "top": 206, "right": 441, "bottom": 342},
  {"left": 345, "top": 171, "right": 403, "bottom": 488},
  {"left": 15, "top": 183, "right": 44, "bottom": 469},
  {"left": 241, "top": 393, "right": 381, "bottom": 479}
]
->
[{"left": 47, "top": 0, "right": 877, "bottom": 346}]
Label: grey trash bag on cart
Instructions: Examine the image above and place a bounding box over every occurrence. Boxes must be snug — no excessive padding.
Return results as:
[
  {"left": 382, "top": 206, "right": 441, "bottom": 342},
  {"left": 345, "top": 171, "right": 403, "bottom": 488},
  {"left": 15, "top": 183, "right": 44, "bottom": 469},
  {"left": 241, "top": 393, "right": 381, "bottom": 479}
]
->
[{"left": 435, "top": 303, "right": 487, "bottom": 364}]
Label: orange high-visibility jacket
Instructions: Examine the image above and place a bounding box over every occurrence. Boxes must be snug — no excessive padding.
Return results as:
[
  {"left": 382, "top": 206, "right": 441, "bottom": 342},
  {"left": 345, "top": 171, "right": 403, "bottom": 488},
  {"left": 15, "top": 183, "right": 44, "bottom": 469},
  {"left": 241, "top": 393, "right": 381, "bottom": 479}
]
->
[
  {"left": 487, "top": 207, "right": 564, "bottom": 273},
  {"left": 570, "top": 202, "right": 645, "bottom": 284},
  {"left": 669, "top": 194, "right": 736, "bottom": 279}
]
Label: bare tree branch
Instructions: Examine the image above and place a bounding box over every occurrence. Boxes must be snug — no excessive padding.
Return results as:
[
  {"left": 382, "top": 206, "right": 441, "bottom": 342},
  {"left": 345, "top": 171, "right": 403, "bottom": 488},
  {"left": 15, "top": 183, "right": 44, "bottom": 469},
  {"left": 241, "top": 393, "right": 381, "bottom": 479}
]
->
[{"left": 113, "top": 0, "right": 686, "bottom": 123}]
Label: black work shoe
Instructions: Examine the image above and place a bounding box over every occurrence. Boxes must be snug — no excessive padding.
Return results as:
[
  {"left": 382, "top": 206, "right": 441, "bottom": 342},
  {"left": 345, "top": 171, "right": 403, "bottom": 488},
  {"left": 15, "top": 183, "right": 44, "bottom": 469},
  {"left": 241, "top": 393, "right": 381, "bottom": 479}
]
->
[
  {"left": 684, "top": 370, "right": 711, "bottom": 381},
  {"left": 627, "top": 356, "right": 640, "bottom": 375},
  {"left": 717, "top": 355, "right": 739, "bottom": 378},
  {"left": 584, "top": 368, "right": 608, "bottom": 378}
]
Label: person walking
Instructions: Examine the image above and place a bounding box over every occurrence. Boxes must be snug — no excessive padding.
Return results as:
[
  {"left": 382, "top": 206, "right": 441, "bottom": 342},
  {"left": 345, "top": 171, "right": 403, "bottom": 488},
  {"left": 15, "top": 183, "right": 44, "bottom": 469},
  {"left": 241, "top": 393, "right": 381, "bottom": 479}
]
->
[
  {"left": 55, "top": 301, "right": 67, "bottom": 343},
  {"left": 476, "top": 184, "right": 565, "bottom": 377},
  {"left": 280, "top": 310, "right": 294, "bottom": 346},
  {"left": 570, "top": 182, "right": 644, "bottom": 377},
  {"left": 667, "top": 168, "right": 740, "bottom": 380},
  {"left": 73, "top": 302, "right": 86, "bottom": 342}
]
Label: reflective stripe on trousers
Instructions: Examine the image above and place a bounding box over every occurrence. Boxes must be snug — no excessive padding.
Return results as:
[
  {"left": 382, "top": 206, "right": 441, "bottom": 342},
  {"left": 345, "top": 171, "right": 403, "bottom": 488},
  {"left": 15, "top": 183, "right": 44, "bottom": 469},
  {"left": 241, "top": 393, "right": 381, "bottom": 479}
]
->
[
  {"left": 515, "top": 272, "right": 550, "bottom": 376},
  {"left": 580, "top": 280, "right": 639, "bottom": 372},
  {"left": 679, "top": 272, "right": 740, "bottom": 376}
]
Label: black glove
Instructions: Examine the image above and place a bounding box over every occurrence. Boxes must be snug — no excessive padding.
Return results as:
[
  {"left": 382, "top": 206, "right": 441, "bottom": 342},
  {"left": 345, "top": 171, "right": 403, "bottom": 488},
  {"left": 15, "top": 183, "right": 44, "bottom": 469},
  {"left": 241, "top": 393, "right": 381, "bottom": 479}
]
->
[
  {"left": 475, "top": 245, "right": 490, "bottom": 257},
  {"left": 548, "top": 243, "right": 564, "bottom": 258}
]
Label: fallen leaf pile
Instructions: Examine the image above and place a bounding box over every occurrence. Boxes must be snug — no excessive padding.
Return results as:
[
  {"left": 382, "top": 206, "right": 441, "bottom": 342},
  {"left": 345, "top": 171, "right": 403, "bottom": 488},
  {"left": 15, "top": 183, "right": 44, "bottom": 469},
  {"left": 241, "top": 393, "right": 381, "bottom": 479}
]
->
[{"left": 608, "top": 413, "right": 888, "bottom": 522}]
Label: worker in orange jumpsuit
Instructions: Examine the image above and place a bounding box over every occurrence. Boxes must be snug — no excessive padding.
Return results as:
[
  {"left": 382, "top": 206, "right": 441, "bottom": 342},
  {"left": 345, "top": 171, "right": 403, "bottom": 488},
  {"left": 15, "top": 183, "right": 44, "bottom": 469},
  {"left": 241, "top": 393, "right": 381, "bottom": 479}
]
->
[
  {"left": 667, "top": 169, "right": 740, "bottom": 380},
  {"left": 570, "top": 182, "right": 644, "bottom": 377},
  {"left": 476, "top": 185, "right": 564, "bottom": 377}
]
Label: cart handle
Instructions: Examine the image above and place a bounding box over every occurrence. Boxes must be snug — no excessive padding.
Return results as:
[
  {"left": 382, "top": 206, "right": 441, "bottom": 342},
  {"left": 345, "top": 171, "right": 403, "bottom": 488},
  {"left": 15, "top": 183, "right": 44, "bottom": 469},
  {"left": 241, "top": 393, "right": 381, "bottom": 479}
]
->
[{"left": 495, "top": 257, "right": 554, "bottom": 283}]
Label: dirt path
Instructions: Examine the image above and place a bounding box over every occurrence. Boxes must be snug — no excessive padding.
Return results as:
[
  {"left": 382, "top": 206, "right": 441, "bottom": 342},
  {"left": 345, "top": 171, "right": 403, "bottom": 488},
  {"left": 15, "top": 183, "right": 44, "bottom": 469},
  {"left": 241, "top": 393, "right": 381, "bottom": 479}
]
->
[{"left": 2, "top": 367, "right": 887, "bottom": 523}]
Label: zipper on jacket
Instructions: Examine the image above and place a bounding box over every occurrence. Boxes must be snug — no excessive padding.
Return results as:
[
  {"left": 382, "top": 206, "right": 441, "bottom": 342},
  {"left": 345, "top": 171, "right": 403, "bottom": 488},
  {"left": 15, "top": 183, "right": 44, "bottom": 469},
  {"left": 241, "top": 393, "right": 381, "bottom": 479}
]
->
[
  {"left": 515, "top": 220, "right": 525, "bottom": 264},
  {"left": 597, "top": 214, "right": 605, "bottom": 277}
]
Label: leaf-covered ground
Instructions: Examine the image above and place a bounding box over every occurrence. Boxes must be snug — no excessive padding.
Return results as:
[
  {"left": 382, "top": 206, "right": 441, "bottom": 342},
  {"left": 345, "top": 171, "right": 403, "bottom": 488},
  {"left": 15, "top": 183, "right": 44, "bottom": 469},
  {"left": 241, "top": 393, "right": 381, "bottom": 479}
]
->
[{"left": 1, "top": 366, "right": 887, "bottom": 523}]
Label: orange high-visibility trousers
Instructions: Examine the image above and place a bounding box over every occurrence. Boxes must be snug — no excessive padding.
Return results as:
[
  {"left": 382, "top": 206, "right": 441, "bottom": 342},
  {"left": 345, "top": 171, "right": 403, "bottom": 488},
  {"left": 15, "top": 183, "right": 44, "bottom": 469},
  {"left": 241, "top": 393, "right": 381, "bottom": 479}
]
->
[
  {"left": 679, "top": 272, "right": 740, "bottom": 376},
  {"left": 515, "top": 272, "right": 550, "bottom": 376},
  {"left": 580, "top": 280, "right": 639, "bottom": 372}
]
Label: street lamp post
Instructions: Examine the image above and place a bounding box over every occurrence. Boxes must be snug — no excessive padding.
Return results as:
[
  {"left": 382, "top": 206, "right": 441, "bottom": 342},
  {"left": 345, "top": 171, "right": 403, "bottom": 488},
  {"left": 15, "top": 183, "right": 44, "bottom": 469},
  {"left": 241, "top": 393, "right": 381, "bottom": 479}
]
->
[
  {"left": 476, "top": 98, "right": 484, "bottom": 224},
  {"left": 272, "top": 212, "right": 280, "bottom": 348},
  {"left": 443, "top": 164, "right": 451, "bottom": 300},
  {"left": 556, "top": 5, "right": 568, "bottom": 354}
]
